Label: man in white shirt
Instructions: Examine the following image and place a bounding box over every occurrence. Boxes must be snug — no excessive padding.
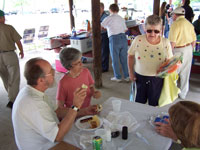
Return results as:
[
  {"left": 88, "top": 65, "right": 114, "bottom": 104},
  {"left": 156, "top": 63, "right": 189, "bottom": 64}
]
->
[{"left": 12, "top": 57, "right": 98, "bottom": 150}]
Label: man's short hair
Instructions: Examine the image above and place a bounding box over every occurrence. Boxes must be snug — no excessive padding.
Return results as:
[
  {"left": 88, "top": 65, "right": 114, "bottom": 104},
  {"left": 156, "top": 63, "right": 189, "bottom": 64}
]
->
[
  {"left": 100, "top": 2, "right": 104, "bottom": 9},
  {"left": 109, "top": 4, "right": 119, "bottom": 13},
  {"left": 0, "top": 10, "right": 5, "bottom": 17},
  {"left": 198, "top": 15, "right": 200, "bottom": 20},
  {"left": 169, "top": 101, "right": 200, "bottom": 148},
  {"left": 24, "top": 58, "right": 45, "bottom": 86}
]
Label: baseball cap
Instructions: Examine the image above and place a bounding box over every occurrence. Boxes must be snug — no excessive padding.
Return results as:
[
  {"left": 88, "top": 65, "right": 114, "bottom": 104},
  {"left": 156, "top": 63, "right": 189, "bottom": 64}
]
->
[
  {"left": 0, "top": 10, "right": 5, "bottom": 17},
  {"left": 171, "top": 7, "right": 185, "bottom": 15}
]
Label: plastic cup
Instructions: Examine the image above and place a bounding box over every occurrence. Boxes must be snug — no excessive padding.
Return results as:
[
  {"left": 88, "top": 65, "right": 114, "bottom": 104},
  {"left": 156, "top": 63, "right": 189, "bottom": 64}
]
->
[{"left": 112, "top": 100, "right": 121, "bottom": 112}]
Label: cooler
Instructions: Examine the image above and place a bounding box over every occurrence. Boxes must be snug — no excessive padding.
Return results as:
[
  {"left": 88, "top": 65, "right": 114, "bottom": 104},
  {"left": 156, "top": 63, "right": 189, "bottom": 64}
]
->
[{"left": 70, "top": 33, "right": 92, "bottom": 53}]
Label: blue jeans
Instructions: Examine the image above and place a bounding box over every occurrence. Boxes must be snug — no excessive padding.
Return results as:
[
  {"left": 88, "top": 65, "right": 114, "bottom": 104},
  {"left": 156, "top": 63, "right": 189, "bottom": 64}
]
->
[{"left": 109, "top": 33, "right": 129, "bottom": 79}]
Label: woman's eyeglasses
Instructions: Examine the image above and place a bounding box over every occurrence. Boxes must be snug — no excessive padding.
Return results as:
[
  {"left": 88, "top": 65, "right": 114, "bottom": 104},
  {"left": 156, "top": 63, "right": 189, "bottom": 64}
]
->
[
  {"left": 71, "top": 60, "right": 82, "bottom": 67},
  {"left": 146, "top": 29, "right": 160, "bottom": 34}
]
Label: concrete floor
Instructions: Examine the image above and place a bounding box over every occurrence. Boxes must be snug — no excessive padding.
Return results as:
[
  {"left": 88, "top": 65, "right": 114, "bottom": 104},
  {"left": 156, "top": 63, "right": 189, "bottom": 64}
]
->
[{"left": 0, "top": 49, "right": 199, "bottom": 150}]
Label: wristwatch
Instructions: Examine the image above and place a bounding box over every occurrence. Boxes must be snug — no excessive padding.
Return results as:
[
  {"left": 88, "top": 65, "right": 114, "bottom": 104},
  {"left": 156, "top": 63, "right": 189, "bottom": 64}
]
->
[{"left": 71, "top": 105, "right": 79, "bottom": 112}]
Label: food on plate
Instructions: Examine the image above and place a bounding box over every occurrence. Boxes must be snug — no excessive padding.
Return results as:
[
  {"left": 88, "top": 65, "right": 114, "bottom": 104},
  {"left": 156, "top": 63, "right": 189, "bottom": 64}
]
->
[
  {"left": 79, "top": 115, "right": 100, "bottom": 129},
  {"left": 80, "top": 117, "right": 93, "bottom": 123},
  {"left": 157, "top": 54, "right": 182, "bottom": 78},
  {"left": 96, "top": 104, "right": 103, "bottom": 112},
  {"left": 81, "top": 84, "right": 88, "bottom": 89},
  {"left": 89, "top": 115, "right": 100, "bottom": 129}
]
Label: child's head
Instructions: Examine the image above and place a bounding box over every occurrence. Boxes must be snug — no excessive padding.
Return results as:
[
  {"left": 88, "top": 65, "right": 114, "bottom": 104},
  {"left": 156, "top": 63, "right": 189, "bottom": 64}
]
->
[
  {"left": 109, "top": 4, "right": 119, "bottom": 13},
  {"left": 169, "top": 101, "right": 200, "bottom": 148}
]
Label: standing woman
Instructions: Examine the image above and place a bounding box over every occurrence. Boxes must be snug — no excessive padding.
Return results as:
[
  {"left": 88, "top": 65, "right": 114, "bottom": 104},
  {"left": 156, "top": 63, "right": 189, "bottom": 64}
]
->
[
  {"left": 128, "top": 15, "right": 173, "bottom": 106},
  {"left": 101, "top": 3, "right": 129, "bottom": 82},
  {"left": 159, "top": 2, "right": 168, "bottom": 36}
]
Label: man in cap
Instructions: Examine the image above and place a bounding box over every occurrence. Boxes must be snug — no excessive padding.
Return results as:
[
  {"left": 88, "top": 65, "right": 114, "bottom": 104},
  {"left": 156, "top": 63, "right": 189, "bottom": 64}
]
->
[
  {"left": 0, "top": 10, "right": 24, "bottom": 109},
  {"left": 168, "top": 7, "right": 196, "bottom": 99}
]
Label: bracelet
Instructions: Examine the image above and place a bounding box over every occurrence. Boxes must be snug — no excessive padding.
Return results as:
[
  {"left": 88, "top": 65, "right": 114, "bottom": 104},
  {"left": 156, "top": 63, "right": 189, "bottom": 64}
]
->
[{"left": 71, "top": 105, "right": 79, "bottom": 112}]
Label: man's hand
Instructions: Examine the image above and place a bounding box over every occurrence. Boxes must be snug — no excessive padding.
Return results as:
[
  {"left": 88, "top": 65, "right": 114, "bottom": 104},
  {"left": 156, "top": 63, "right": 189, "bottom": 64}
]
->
[
  {"left": 155, "top": 119, "right": 177, "bottom": 141},
  {"left": 78, "top": 105, "right": 98, "bottom": 118},
  {"left": 19, "top": 51, "right": 24, "bottom": 59},
  {"left": 73, "top": 88, "right": 87, "bottom": 109},
  {"left": 84, "top": 105, "right": 98, "bottom": 115}
]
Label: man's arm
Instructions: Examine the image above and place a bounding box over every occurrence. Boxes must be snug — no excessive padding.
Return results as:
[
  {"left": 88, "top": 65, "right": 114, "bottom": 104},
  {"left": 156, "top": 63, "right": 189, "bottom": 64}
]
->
[
  {"left": 170, "top": 42, "right": 176, "bottom": 50},
  {"left": 55, "top": 88, "right": 86, "bottom": 142},
  {"left": 16, "top": 40, "right": 24, "bottom": 58},
  {"left": 56, "top": 105, "right": 98, "bottom": 121},
  {"left": 191, "top": 41, "right": 196, "bottom": 49}
]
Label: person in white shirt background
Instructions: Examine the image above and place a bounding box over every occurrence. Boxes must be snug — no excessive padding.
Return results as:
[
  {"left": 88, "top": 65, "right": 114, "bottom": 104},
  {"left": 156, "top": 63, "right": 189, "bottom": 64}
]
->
[{"left": 101, "top": 3, "right": 129, "bottom": 83}]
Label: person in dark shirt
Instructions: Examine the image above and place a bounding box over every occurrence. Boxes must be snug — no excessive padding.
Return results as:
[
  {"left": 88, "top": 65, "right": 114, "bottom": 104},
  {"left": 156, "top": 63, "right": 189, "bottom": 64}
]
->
[
  {"left": 100, "top": 2, "right": 110, "bottom": 72},
  {"left": 193, "top": 15, "right": 200, "bottom": 35},
  {"left": 182, "top": 0, "right": 194, "bottom": 23}
]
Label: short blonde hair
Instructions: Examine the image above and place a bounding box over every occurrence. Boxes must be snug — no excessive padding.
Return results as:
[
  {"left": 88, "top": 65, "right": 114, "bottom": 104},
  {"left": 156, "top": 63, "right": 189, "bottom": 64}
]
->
[{"left": 169, "top": 101, "right": 200, "bottom": 148}]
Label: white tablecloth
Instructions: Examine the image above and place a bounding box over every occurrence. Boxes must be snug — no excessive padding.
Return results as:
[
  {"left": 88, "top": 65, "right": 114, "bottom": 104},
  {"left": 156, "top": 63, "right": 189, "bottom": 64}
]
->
[{"left": 63, "top": 97, "right": 172, "bottom": 150}]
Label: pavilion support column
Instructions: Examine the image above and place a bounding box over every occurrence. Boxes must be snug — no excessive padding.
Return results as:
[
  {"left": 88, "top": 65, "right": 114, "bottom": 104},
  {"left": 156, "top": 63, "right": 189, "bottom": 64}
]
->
[
  {"left": 153, "top": 0, "right": 160, "bottom": 15},
  {"left": 69, "top": 0, "right": 75, "bottom": 30},
  {"left": 91, "top": 0, "right": 102, "bottom": 88}
]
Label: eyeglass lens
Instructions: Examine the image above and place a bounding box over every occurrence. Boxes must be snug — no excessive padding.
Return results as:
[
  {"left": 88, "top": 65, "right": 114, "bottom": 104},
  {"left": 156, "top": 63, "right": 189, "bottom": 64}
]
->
[{"left": 147, "top": 29, "right": 160, "bottom": 34}]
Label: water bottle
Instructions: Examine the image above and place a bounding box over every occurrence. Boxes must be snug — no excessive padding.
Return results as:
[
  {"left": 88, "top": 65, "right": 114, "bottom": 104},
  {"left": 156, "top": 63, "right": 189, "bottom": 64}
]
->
[{"left": 72, "top": 27, "right": 76, "bottom": 37}]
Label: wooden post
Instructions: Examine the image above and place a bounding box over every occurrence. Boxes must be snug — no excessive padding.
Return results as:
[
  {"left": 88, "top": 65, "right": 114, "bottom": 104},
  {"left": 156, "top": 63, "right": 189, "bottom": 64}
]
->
[
  {"left": 91, "top": 0, "right": 102, "bottom": 88},
  {"left": 69, "top": 0, "right": 75, "bottom": 30},
  {"left": 114, "top": 0, "right": 118, "bottom": 4},
  {"left": 153, "top": 0, "right": 160, "bottom": 15}
]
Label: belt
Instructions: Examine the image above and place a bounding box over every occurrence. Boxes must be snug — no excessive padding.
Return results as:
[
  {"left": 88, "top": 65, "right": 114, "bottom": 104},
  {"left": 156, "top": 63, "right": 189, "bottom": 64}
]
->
[
  {"left": 0, "top": 50, "right": 13, "bottom": 53},
  {"left": 175, "top": 43, "right": 191, "bottom": 48}
]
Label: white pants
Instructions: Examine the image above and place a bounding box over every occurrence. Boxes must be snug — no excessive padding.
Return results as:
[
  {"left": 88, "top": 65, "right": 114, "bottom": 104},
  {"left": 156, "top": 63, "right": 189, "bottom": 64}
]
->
[
  {"left": 0, "top": 51, "right": 20, "bottom": 102},
  {"left": 174, "top": 45, "right": 193, "bottom": 99}
]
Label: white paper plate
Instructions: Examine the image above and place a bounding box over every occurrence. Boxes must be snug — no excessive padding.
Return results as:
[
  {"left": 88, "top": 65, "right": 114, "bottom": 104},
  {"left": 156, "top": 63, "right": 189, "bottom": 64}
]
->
[{"left": 75, "top": 115, "right": 103, "bottom": 131}]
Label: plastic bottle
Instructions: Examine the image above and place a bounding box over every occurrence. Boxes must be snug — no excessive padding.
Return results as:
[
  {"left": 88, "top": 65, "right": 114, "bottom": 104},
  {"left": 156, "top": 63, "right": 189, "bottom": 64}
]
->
[
  {"left": 72, "top": 27, "right": 76, "bottom": 37},
  {"left": 86, "top": 20, "right": 91, "bottom": 32}
]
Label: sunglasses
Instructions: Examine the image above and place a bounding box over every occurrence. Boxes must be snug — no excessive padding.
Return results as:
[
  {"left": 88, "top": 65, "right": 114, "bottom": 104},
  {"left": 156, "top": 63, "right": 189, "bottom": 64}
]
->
[{"left": 146, "top": 29, "right": 160, "bottom": 34}]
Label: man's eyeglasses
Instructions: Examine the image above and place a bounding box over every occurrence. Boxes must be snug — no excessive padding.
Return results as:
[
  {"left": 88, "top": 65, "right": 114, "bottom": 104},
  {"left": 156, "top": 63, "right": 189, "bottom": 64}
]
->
[{"left": 146, "top": 29, "right": 160, "bottom": 34}]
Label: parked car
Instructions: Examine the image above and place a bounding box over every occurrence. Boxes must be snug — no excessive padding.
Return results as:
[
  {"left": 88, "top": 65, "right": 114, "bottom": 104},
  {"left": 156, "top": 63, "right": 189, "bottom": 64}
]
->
[{"left": 51, "top": 8, "right": 59, "bottom": 13}]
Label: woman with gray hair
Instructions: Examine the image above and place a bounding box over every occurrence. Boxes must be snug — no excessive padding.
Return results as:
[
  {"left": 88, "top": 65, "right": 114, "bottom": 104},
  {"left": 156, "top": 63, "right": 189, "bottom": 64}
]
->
[
  {"left": 128, "top": 15, "right": 173, "bottom": 106},
  {"left": 56, "top": 47, "right": 101, "bottom": 109}
]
